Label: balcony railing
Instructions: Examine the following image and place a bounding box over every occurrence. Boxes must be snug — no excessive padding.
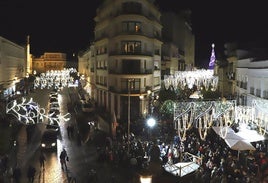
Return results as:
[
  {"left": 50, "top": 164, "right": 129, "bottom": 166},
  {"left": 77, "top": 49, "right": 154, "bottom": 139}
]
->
[
  {"left": 109, "top": 50, "right": 153, "bottom": 56},
  {"left": 109, "top": 69, "right": 152, "bottom": 75}
]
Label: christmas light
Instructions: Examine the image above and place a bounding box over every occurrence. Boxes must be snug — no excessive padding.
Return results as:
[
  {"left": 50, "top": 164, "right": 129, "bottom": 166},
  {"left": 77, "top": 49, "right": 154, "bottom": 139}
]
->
[
  {"left": 163, "top": 44, "right": 218, "bottom": 91},
  {"left": 6, "top": 97, "right": 71, "bottom": 125},
  {"left": 174, "top": 100, "right": 236, "bottom": 140},
  {"left": 34, "top": 68, "right": 78, "bottom": 89}
]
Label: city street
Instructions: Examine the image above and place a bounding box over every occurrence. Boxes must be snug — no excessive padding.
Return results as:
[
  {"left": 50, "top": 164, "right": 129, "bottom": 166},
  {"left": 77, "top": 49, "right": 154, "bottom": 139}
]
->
[
  {"left": 4, "top": 87, "right": 132, "bottom": 183},
  {"left": 1, "top": 86, "right": 192, "bottom": 183}
]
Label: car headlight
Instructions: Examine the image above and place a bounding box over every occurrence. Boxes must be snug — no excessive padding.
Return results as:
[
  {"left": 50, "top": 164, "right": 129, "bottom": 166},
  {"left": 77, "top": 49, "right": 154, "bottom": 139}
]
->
[
  {"left": 52, "top": 143, "right": 56, "bottom": 147},
  {"left": 41, "top": 143, "right": 46, "bottom": 147}
]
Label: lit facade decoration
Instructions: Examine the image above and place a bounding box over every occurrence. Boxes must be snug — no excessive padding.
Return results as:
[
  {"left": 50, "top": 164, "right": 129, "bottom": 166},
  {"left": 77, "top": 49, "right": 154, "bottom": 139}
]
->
[
  {"left": 163, "top": 44, "right": 218, "bottom": 91},
  {"left": 6, "top": 97, "right": 71, "bottom": 125},
  {"left": 34, "top": 68, "right": 78, "bottom": 89},
  {"left": 164, "top": 69, "right": 218, "bottom": 91},
  {"left": 31, "top": 52, "right": 67, "bottom": 73}
]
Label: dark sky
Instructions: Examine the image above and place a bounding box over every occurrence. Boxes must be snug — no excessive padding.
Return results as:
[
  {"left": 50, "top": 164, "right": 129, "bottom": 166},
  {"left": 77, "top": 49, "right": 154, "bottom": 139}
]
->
[{"left": 1, "top": 0, "right": 268, "bottom": 66}]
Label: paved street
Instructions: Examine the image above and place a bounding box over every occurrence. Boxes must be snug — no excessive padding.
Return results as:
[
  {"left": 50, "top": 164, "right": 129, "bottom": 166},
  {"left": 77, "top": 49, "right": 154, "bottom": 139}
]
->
[
  {"left": 1, "top": 87, "right": 192, "bottom": 183},
  {"left": 2, "top": 87, "right": 136, "bottom": 183}
]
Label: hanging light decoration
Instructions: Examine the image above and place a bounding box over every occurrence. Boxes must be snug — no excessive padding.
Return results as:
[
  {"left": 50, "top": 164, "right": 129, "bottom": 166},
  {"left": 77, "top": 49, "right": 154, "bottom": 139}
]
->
[
  {"left": 163, "top": 69, "right": 219, "bottom": 91},
  {"left": 174, "top": 102, "right": 193, "bottom": 141},
  {"left": 174, "top": 100, "right": 236, "bottom": 140},
  {"left": 34, "top": 68, "right": 78, "bottom": 89},
  {"left": 252, "top": 99, "right": 268, "bottom": 135},
  {"left": 163, "top": 44, "right": 218, "bottom": 91},
  {"left": 6, "top": 97, "right": 71, "bottom": 125}
]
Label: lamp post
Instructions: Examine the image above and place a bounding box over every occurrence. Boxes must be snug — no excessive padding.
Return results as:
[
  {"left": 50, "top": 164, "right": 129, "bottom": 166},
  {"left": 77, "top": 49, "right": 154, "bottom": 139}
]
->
[
  {"left": 147, "top": 90, "right": 152, "bottom": 116},
  {"left": 127, "top": 79, "right": 134, "bottom": 154}
]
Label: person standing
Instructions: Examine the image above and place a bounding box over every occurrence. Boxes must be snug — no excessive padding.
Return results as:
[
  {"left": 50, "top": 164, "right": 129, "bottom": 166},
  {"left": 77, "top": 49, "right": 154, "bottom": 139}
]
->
[
  {"left": 59, "top": 149, "right": 68, "bottom": 170},
  {"left": 39, "top": 152, "right": 46, "bottom": 169},
  {"left": 70, "top": 124, "right": 74, "bottom": 138},
  {"left": 13, "top": 165, "right": 21, "bottom": 183},
  {"left": 67, "top": 125, "right": 70, "bottom": 138},
  {"left": 27, "top": 165, "right": 36, "bottom": 183}
]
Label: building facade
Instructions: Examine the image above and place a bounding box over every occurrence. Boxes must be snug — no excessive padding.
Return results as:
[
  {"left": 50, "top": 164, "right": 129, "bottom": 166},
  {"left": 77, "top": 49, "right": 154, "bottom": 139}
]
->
[
  {"left": 0, "top": 36, "right": 27, "bottom": 100},
  {"left": 87, "top": 0, "right": 163, "bottom": 124},
  {"left": 32, "top": 52, "right": 67, "bottom": 74},
  {"left": 161, "top": 11, "right": 195, "bottom": 75},
  {"left": 236, "top": 58, "right": 268, "bottom": 106},
  {"left": 78, "top": 46, "right": 94, "bottom": 98}
]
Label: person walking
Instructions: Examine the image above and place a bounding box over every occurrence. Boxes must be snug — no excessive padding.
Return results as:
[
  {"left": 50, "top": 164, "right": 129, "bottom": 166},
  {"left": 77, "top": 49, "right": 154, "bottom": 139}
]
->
[
  {"left": 70, "top": 124, "right": 74, "bottom": 138},
  {"left": 59, "top": 149, "right": 68, "bottom": 170},
  {"left": 39, "top": 152, "right": 46, "bottom": 169},
  {"left": 13, "top": 165, "right": 21, "bottom": 183},
  {"left": 27, "top": 165, "right": 36, "bottom": 183},
  {"left": 67, "top": 125, "right": 71, "bottom": 138}
]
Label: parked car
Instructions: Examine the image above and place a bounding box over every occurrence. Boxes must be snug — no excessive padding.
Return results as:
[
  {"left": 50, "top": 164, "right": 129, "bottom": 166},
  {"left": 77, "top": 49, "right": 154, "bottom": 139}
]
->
[
  {"left": 49, "top": 91, "right": 58, "bottom": 98},
  {"left": 49, "top": 97, "right": 58, "bottom": 103},
  {"left": 40, "top": 129, "right": 58, "bottom": 150},
  {"left": 81, "top": 100, "right": 95, "bottom": 113},
  {"left": 49, "top": 102, "right": 60, "bottom": 110},
  {"left": 46, "top": 120, "right": 60, "bottom": 132}
]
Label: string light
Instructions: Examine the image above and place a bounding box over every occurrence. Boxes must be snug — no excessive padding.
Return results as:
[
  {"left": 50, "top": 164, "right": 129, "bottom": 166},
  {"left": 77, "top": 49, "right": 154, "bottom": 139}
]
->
[
  {"left": 34, "top": 68, "right": 78, "bottom": 89},
  {"left": 174, "top": 100, "right": 236, "bottom": 140},
  {"left": 6, "top": 97, "right": 71, "bottom": 125},
  {"left": 163, "top": 69, "right": 219, "bottom": 91}
]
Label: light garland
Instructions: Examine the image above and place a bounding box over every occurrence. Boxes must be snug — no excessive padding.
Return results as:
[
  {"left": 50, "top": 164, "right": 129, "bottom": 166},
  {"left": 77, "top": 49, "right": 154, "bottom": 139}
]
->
[
  {"left": 252, "top": 100, "right": 268, "bottom": 135},
  {"left": 163, "top": 69, "right": 219, "bottom": 91},
  {"left": 6, "top": 97, "right": 71, "bottom": 125},
  {"left": 34, "top": 68, "right": 78, "bottom": 89},
  {"left": 174, "top": 100, "right": 236, "bottom": 140}
]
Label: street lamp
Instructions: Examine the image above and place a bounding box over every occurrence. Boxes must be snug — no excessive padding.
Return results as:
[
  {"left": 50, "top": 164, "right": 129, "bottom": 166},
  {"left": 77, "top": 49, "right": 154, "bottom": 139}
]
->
[
  {"left": 147, "top": 117, "right": 156, "bottom": 140},
  {"left": 140, "top": 175, "right": 152, "bottom": 183}
]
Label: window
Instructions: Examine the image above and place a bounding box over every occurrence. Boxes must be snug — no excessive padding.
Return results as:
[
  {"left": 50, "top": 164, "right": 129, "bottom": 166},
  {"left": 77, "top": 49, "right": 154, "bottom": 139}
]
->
[
  {"left": 144, "top": 78, "right": 146, "bottom": 87},
  {"left": 122, "top": 21, "right": 141, "bottom": 32},
  {"left": 122, "top": 2, "right": 142, "bottom": 14},
  {"left": 121, "top": 78, "right": 140, "bottom": 92},
  {"left": 121, "top": 41, "right": 141, "bottom": 54}
]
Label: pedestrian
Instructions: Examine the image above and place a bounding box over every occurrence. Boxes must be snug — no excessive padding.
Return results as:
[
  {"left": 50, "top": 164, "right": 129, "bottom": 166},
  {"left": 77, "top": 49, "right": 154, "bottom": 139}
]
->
[
  {"left": 59, "top": 149, "right": 68, "bottom": 170},
  {"left": 1, "top": 154, "right": 9, "bottom": 173},
  {"left": 13, "top": 165, "right": 21, "bottom": 183},
  {"left": 27, "top": 165, "right": 36, "bottom": 183},
  {"left": 67, "top": 125, "right": 71, "bottom": 138},
  {"left": 77, "top": 132, "right": 81, "bottom": 146},
  {"left": 70, "top": 124, "right": 74, "bottom": 138},
  {"left": 39, "top": 151, "right": 46, "bottom": 169}
]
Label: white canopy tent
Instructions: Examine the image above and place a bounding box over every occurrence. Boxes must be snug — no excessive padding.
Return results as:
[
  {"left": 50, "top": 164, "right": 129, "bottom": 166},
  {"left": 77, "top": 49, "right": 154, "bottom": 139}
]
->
[
  {"left": 212, "top": 126, "right": 265, "bottom": 143},
  {"left": 212, "top": 126, "right": 260, "bottom": 159}
]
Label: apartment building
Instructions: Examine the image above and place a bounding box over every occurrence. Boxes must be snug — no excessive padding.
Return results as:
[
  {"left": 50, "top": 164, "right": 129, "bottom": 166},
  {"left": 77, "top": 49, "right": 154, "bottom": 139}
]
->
[
  {"left": 161, "top": 11, "right": 195, "bottom": 76},
  {"left": 84, "top": 0, "right": 163, "bottom": 124},
  {"left": 0, "top": 36, "right": 27, "bottom": 100}
]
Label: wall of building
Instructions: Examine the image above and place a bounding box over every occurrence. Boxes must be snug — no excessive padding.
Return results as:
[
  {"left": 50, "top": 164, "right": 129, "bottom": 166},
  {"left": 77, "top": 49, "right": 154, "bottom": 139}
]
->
[
  {"left": 0, "top": 36, "right": 26, "bottom": 99},
  {"left": 32, "top": 52, "right": 67, "bottom": 73}
]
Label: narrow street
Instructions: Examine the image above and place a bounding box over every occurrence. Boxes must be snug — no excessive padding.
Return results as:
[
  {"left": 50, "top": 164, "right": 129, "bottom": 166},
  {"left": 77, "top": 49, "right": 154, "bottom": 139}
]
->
[{"left": 5, "top": 87, "right": 133, "bottom": 183}]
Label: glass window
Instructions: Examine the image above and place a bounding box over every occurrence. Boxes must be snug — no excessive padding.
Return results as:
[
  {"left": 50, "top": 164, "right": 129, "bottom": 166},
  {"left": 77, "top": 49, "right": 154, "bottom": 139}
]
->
[
  {"left": 121, "top": 41, "right": 141, "bottom": 53},
  {"left": 122, "top": 21, "right": 141, "bottom": 32}
]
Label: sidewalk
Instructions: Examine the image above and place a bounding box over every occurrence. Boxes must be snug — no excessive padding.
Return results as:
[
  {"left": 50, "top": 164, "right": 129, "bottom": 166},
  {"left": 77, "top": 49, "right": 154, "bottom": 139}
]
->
[{"left": 0, "top": 120, "right": 22, "bottom": 182}]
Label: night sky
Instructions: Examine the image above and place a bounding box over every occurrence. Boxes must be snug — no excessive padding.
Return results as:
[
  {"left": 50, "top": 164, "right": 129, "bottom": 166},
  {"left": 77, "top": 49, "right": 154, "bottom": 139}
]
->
[{"left": 1, "top": 0, "right": 268, "bottom": 66}]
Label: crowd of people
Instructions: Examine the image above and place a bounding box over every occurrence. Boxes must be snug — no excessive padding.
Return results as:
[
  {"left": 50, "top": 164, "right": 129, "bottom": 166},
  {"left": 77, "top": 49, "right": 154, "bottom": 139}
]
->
[{"left": 93, "top": 123, "right": 268, "bottom": 183}]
